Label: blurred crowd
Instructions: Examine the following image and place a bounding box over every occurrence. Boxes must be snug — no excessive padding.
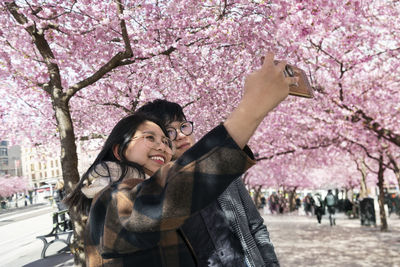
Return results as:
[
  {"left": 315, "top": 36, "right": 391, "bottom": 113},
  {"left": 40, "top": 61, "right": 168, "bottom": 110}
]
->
[{"left": 255, "top": 190, "right": 400, "bottom": 220}]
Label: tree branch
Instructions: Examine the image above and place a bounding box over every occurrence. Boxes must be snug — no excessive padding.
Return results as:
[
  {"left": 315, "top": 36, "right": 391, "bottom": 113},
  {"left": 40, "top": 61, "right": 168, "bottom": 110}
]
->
[
  {"left": 256, "top": 140, "right": 337, "bottom": 162},
  {"left": 65, "top": 0, "right": 134, "bottom": 100},
  {"left": 6, "top": 1, "right": 62, "bottom": 96},
  {"left": 339, "top": 134, "right": 392, "bottom": 169}
]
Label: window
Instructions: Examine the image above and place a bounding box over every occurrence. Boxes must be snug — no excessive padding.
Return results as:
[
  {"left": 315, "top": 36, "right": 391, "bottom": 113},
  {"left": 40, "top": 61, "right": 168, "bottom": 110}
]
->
[
  {"left": 31, "top": 173, "right": 36, "bottom": 180},
  {"left": 50, "top": 161, "right": 54, "bottom": 168},
  {"left": 56, "top": 169, "right": 60, "bottom": 176},
  {"left": 51, "top": 170, "right": 55, "bottom": 177},
  {"left": 31, "top": 164, "right": 35, "bottom": 171},
  {"left": 0, "top": 141, "right": 7, "bottom": 146},
  {"left": 38, "top": 162, "right": 41, "bottom": 170},
  {"left": 0, "top": 148, "right": 7, "bottom": 156}
]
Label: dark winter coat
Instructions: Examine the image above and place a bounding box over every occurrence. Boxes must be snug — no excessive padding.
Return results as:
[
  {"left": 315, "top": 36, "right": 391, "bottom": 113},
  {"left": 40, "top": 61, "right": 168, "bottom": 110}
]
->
[
  {"left": 182, "top": 177, "right": 279, "bottom": 267},
  {"left": 85, "top": 125, "right": 255, "bottom": 266}
]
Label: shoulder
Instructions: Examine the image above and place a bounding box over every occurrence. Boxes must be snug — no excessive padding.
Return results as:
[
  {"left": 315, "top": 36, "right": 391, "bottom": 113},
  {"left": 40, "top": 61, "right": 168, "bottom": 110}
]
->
[
  {"left": 82, "top": 162, "right": 142, "bottom": 199},
  {"left": 88, "top": 161, "right": 121, "bottom": 182}
]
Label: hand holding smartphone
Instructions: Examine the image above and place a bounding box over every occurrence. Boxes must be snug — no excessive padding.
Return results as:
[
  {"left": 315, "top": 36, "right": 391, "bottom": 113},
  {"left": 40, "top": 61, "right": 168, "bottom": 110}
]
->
[
  {"left": 283, "top": 63, "right": 313, "bottom": 98},
  {"left": 273, "top": 60, "right": 313, "bottom": 98},
  {"left": 261, "top": 56, "right": 314, "bottom": 98}
]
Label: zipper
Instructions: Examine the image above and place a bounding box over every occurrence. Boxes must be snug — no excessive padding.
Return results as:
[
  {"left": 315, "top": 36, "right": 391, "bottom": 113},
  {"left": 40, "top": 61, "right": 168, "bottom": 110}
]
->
[{"left": 177, "top": 228, "right": 199, "bottom": 266}]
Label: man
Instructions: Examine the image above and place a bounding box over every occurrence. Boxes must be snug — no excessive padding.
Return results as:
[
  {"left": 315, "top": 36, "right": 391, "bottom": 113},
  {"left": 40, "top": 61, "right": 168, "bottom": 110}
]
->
[
  {"left": 325, "top": 189, "right": 337, "bottom": 226},
  {"left": 313, "top": 193, "right": 324, "bottom": 225},
  {"left": 138, "top": 99, "right": 279, "bottom": 267}
]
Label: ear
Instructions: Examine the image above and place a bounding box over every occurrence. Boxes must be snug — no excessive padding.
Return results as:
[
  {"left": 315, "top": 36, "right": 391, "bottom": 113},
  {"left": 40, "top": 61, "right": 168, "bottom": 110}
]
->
[{"left": 113, "top": 144, "right": 121, "bottom": 161}]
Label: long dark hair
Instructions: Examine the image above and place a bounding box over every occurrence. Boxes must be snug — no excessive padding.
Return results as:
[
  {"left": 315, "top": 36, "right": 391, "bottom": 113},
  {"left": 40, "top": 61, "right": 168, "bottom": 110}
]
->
[{"left": 64, "top": 112, "right": 168, "bottom": 214}]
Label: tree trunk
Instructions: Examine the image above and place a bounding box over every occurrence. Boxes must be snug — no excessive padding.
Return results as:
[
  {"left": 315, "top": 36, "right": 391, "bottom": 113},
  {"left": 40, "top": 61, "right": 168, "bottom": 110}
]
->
[
  {"left": 377, "top": 154, "right": 388, "bottom": 232},
  {"left": 360, "top": 162, "right": 368, "bottom": 199},
  {"left": 253, "top": 185, "right": 262, "bottom": 209},
  {"left": 387, "top": 153, "right": 400, "bottom": 189},
  {"left": 53, "top": 101, "right": 85, "bottom": 266},
  {"left": 288, "top": 187, "right": 297, "bottom": 212}
]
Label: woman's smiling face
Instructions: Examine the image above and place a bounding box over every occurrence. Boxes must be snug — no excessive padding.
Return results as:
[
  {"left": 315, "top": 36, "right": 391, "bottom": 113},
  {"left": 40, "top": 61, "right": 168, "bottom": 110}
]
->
[{"left": 124, "top": 120, "right": 173, "bottom": 175}]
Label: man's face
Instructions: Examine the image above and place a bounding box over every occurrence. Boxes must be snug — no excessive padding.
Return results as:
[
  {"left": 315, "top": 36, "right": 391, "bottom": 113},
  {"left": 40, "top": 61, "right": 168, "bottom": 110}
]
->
[{"left": 167, "top": 120, "right": 195, "bottom": 159}]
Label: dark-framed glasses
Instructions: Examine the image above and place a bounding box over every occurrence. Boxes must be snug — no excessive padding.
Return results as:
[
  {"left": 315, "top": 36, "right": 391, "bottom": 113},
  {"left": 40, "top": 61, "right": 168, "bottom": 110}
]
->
[
  {"left": 130, "top": 133, "right": 174, "bottom": 154},
  {"left": 166, "top": 121, "right": 194, "bottom": 141}
]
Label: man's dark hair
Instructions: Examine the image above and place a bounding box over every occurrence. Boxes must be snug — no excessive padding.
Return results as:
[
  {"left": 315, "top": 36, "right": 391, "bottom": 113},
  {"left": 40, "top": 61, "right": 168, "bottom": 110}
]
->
[{"left": 137, "top": 99, "right": 187, "bottom": 125}]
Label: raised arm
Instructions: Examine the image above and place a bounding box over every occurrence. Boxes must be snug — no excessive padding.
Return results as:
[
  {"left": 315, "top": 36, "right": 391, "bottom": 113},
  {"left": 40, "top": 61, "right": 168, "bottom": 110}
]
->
[
  {"left": 224, "top": 52, "right": 296, "bottom": 148},
  {"left": 88, "top": 52, "right": 296, "bottom": 257}
]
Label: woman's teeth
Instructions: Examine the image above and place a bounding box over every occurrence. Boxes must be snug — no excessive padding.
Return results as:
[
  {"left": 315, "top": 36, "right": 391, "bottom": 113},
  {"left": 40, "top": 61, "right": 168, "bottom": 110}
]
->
[{"left": 151, "top": 156, "right": 165, "bottom": 163}]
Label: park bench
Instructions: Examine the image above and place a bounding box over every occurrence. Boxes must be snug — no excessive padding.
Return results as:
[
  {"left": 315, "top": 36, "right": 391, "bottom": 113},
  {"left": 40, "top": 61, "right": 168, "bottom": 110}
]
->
[{"left": 36, "top": 209, "right": 73, "bottom": 258}]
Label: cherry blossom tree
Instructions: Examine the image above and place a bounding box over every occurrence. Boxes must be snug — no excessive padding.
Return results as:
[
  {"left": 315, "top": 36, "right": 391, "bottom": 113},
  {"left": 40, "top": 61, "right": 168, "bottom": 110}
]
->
[
  {"left": 1, "top": 0, "right": 399, "bottom": 261},
  {"left": 0, "top": 1, "right": 280, "bottom": 263},
  {"left": 267, "top": 0, "right": 400, "bottom": 231},
  {"left": 0, "top": 175, "right": 30, "bottom": 198}
]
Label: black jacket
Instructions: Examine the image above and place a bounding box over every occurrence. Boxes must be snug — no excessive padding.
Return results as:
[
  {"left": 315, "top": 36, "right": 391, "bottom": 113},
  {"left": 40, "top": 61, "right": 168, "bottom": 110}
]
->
[{"left": 181, "top": 178, "right": 279, "bottom": 267}]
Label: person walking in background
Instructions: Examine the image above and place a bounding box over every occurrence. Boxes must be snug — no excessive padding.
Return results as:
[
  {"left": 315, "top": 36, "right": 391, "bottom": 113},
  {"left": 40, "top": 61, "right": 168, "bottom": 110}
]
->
[
  {"left": 295, "top": 195, "right": 302, "bottom": 215},
  {"left": 55, "top": 179, "right": 67, "bottom": 210},
  {"left": 325, "top": 189, "right": 337, "bottom": 226},
  {"left": 278, "top": 193, "right": 286, "bottom": 214},
  {"left": 260, "top": 196, "right": 267, "bottom": 210},
  {"left": 313, "top": 193, "right": 324, "bottom": 225},
  {"left": 269, "top": 192, "right": 279, "bottom": 214},
  {"left": 303, "top": 193, "right": 314, "bottom": 216}
]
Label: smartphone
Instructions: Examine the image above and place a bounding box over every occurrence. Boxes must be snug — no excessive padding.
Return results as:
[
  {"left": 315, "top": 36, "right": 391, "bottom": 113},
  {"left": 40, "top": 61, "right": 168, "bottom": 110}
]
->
[{"left": 274, "top": 60, "right": 314, "bottom": 98}]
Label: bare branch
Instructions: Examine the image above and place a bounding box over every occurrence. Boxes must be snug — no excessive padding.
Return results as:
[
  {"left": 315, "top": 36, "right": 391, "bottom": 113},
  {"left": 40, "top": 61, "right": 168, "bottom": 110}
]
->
[
  {"left": 256, "top": 140, "right": 337, "bottom": 162},
  {"left": 339, "top": 134, "right": 393, "bottom": 170},
  {"left": 74, "top": 95, "right": 131, "bottom": 114}
]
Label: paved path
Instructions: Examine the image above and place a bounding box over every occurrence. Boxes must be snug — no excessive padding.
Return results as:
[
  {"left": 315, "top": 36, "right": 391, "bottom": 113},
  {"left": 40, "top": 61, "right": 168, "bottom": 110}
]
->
[
  {"left": 12, "top": 208, "right": 400, "bottom": 266},
  {"left": 263, "top": 213, "right": 400, "bottom": 267}
]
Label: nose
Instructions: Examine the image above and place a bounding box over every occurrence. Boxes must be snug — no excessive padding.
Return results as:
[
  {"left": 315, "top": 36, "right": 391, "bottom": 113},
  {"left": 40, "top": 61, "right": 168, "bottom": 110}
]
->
[
  {"left": 154, "top": 140, "right": 166, "bottom": 152},
  {"left": 175, "top": 130, "right": 186, "bottom": 140}
]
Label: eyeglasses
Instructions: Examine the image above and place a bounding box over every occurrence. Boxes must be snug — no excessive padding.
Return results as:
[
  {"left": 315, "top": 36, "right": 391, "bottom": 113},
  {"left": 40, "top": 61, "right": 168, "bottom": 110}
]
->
[
  {"left": 166, "top": 121, "right": 194, "bottom": 141},
  {"left": 130, "top": 133, "right": 174, "bottom": 154}
]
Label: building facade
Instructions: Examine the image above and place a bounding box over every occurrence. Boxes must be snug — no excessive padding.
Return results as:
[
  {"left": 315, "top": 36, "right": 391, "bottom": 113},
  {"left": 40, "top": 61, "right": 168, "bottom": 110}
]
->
[
  {"left": 0, "top": 140, "right": 22, "bottom": 177},
  {"left": 20, "top": 146, "right": 63, "bottom": 188},
  {"left": 1, "top": 139, "right": 101, "bottom": 189}
]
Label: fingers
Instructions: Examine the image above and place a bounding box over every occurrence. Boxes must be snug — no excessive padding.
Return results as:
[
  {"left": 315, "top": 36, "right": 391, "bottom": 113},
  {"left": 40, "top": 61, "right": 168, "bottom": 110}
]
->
[
  {"left": 288, "top": 76, "right": 299, "bottom": 87},
  {"left": 259, "top": 51, "right": 297, "bottom": 88},
  {"left": 263, "top": 52, "right": 274, "bottom": 67},
  {"left": 275, "top": 60, "right": 287, "bottom": 72},
  {"left": 261, "top": 52, "right": 286, "bottom": 72}
]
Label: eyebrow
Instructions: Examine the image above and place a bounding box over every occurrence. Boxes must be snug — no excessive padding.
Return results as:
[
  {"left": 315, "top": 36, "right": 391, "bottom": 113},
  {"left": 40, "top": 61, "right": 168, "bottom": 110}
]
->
[
  {"left": 141, "top": 130, "right": 156, "bottom": 135},
  {"left": 142, "top": 130, "right": 166, "bottom": 137}
]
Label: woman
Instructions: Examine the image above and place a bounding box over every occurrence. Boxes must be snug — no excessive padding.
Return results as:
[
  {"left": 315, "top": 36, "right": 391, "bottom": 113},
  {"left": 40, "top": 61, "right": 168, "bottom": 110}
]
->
[{"left": 66, "top": 52, "right": 296, "bottom": 266}]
